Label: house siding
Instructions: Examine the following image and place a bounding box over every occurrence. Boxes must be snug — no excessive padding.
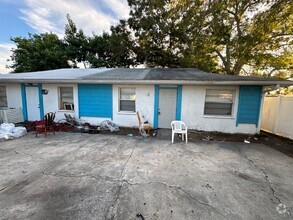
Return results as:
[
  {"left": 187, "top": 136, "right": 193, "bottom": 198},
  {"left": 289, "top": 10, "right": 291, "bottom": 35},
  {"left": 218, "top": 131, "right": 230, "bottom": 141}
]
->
[
  {"left": 78, "top": 84, "right": 112, "bottom": 118},
  {"left": 181, "top": 85, "right": 260, "bottom": 134},
  {"left": 42, "top": 84, "right": 79, "bottom": 122},
  {"left": 113, "top": 85, "right": 154, "bottom": 127},
  {"left": 2, "top": 82, "right": 265, "bottom": 134},
  {"left": 236, "top": 85, "right": 262, "bottom": 126},
  {"left": 5, "top": 84, "right": 22, "bottom": 109}
]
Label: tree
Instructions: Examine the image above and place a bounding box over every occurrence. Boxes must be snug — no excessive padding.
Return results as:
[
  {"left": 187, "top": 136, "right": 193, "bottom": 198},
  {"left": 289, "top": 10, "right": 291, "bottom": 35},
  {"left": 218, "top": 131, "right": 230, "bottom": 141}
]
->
[
  {"left": 9, "top": 33, "right": 70, "bottom": 73},
  {"left": 87, "top": 33, "right": 113, "bottom": 68},
  {"left": 127, "top": 0, "right": 293, "bottom": 75},
  {"left": 87, "top": 20, "right": 137, "bottom": 68},
  {"left": 64, "top": 14, "right": 89, "bottom": 68},
  {"left": 205, "top": 0, "right": 293, "bottom": 75},
  {"left": 128, "top": 0, "right": 191, "bottom": 68},
  {"left": 250, "top": 0, "right": 293, "bottom": 77},
  {"left": 108, "top": 20, "right": 137, "bottom": 67}
]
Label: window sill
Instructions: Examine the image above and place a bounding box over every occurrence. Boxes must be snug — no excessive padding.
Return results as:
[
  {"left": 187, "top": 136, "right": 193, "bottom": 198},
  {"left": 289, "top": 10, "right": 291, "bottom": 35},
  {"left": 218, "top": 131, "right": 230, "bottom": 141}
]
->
[
  {"left": 117, "top": 111, "right": 136, "bottom": 115},
  {"left": 58, "top": 110, "right": 75, "bottom": 113},
  {"left": 203, "top": 115, "right": 234, "bottom": 119}
]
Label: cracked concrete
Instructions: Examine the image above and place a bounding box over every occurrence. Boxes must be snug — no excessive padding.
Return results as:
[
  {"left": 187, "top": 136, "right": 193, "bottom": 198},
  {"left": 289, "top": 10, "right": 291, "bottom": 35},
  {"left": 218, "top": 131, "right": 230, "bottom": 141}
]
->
[{"left": 0, "top": 132, "right": 292, "bottom": 220}]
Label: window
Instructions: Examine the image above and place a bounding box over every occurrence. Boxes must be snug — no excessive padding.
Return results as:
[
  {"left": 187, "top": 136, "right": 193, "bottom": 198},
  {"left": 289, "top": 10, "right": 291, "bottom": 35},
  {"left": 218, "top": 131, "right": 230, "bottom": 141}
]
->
[
  {"left": 59, "top": 87, "right": 74, "bottom": 110},
  {"left": 119, "top": 88, "right": 136, "bottom": 112},
  {"left": 204, "top": 89, "right": 234, "bottom": 116},
  {"left": 0, "top": 86, "right": 7, "bottom": 108}
]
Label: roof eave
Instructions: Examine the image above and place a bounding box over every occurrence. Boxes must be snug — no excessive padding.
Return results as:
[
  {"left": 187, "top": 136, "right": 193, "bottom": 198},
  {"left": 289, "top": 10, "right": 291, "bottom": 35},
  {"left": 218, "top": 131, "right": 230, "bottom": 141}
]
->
[{"left": 0, "top": 79, "right": 292, "bottom": 86}]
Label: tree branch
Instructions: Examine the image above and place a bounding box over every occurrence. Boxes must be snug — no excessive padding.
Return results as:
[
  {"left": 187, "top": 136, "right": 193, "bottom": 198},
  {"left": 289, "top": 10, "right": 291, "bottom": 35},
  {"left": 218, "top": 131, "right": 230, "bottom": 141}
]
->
[
  {"left": 215, "top": 50, "right": 227, "bottom": 66},
  {"left": 226, "top": 9, "right": 236, "bottom": 16},
  {"left": 215, "top": 49, "right": 231, "bottom": 74}
]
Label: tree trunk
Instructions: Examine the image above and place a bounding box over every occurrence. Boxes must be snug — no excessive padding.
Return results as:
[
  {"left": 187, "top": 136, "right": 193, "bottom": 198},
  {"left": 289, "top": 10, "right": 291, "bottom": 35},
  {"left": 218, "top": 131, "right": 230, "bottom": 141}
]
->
[
  {"left": 215, "top": 50, "right": 231, "bottom": 75},
  {"left": 226, "top": 44, "right": 231, "bottom": 75},
  {"left": 232, "top": 60, "right": 244, "bottom": 75}
]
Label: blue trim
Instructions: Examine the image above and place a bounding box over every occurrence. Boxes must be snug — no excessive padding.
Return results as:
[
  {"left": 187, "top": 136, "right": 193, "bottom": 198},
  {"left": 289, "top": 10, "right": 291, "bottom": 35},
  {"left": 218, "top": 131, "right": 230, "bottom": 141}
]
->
[
  {"left": 176, "top": 85, "right": 182, "bottom": 120},
  {"left": 158, "top": 87, "right": 177, "bottom": 90},
  {"left": 21, "top": 83, "right": 28, "bottom": 121},
  {"left": 21, "top": 83, "right": 43, "bottom": 121},
  {"left": 153, "top": 85, "right": 182, "bottom": 129},
  {"left": 153, "top": 85, "right": 159, "bottom": 129},
  {"left": 38, "top": 84, "right": 44, "bottom": 118}
]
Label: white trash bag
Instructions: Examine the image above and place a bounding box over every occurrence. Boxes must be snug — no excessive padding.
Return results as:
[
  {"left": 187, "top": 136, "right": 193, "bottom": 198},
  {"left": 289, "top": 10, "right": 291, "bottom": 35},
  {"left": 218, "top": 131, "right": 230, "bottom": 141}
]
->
[
  {"left": 0, "top": 123, "right": 27, "bottom": 140},
  {"left": 100, "top": 120, "right": 120, "bottom": 132}
]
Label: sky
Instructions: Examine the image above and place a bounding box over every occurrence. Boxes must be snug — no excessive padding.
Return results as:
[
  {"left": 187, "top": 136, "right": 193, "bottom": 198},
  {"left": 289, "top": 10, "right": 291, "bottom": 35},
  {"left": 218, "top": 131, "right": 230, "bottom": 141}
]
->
[{"left": 0, "top": 0, "right": 130, "bottom": 73}]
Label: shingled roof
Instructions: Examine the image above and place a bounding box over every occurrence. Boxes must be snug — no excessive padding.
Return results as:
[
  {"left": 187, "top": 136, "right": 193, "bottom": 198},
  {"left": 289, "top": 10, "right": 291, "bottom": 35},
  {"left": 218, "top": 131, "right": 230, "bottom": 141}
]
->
[{"left": 0, "top": 68, "right": 292, "bottom": 86}]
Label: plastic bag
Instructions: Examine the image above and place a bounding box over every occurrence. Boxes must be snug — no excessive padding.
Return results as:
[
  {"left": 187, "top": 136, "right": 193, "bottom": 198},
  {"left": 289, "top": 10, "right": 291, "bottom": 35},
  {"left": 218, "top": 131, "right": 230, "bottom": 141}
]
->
[
  {"left": 0, "top": 123, "right": 15, "bottom": 133},
  {"left": 139, "top": 125, "right": 147, "bottom": 137},
  {"left": 100, "top": 120, "right": 120, "bottom": 132},
  {"left": 12, "top": 127, "right": 27, "bottom": 138},
  {"left": 0, "top": 123, "right": 27, "bottom": 140}
]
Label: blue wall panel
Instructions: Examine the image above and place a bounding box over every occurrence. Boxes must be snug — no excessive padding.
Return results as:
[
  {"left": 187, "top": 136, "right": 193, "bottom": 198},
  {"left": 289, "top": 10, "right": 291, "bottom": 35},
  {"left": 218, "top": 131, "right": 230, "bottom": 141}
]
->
[
  {"left": 236, "top": 85, "right": 262, "bottom": 126},
  {"left": 78, "top": 84, "right": 112, "bottom": 118}
]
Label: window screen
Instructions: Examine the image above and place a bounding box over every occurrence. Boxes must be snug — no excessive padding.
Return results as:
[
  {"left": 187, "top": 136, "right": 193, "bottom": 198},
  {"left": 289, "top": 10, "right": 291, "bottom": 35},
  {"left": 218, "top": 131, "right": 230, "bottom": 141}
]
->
[
  {"left": 204, "top": 90, "right": 233, "bottom": 116},
  {"left": 59, "top": 87, "right": 74, "bottom": 110},
  {"left": 0, "top": 86, "right": 8, "bottom": 108},
  {"left": 119, "top": 88, "right": 136, "bottom": 112}
]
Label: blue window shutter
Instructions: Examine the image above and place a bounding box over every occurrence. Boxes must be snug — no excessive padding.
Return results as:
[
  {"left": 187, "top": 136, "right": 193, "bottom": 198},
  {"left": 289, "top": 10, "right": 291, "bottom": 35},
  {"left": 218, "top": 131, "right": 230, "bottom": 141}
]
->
[
  {"left": 78, "top": 84, "right": 112, "bottom": 118},
  {"left": 236, "top": 85, "right": 262, "bottom": 126},
  {"left": 153, "top": 85, "right": 159, "bottom": 129},
  {"left": 176, "top": 85, "right": 182, "bottom": 120}
]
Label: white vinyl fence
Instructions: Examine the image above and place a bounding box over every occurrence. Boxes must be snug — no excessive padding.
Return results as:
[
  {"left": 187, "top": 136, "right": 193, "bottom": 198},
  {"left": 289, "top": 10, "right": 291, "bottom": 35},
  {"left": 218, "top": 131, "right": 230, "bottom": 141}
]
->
[{"left": 261, "top": 96, "right": 293, "bottom": 139}]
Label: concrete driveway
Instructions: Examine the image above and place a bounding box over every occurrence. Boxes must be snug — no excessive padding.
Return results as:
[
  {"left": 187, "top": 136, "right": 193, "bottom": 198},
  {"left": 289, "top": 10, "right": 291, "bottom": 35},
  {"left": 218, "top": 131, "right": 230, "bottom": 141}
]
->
[{"left": 0, "top": 132, "right": 292, "bottom": 220}]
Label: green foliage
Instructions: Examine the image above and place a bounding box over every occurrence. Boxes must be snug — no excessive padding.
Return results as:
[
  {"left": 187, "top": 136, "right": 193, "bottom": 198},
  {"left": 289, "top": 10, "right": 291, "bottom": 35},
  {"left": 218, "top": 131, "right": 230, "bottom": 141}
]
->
[
  {"left": 127, "top": 0, "right": 215, "bottom": 68},
  {"left": 127, "top": 0, "right": 293, "bottom": 75},
  {"left": 87, "top": 20, "right": 137, "bottom": 68},
  {"left": 10, "top": 33, "right": 70, "bottom": 73},
  {"left": 64, "top": 14, "right": 89, "bottom": 68}
]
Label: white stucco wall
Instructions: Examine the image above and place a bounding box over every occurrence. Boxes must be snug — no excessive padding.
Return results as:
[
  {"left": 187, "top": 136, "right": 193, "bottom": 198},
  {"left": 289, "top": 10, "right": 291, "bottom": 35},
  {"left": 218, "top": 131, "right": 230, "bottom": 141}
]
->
[
  {"left": 181, "top": 85, "right": 260, "bottom": 134},
  {"left": 5, "top": 84, "right": 22, "bottom": 108},
  {"left": 112, "top": 85, "right": 154, "bottom": 127},
  {"left": 42, "top": 84, "right": 79, "bottom": 122},
  {"left": 13, "top": 83, "right": 261, "bottom": 134}
]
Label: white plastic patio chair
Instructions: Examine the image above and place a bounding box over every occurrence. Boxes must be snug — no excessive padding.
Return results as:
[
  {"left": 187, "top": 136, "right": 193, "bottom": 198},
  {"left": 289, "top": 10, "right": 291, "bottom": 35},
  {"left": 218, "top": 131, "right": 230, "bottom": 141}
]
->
[{"left": 171, "top": 121, "right": 188, "bottom": 144}]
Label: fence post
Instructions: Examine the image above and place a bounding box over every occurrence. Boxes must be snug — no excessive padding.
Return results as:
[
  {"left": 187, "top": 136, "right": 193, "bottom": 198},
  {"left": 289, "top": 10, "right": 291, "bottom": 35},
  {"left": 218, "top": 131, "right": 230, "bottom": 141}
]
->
[{"left": 273, "top": 96, "right": 282, "bottom": 134}]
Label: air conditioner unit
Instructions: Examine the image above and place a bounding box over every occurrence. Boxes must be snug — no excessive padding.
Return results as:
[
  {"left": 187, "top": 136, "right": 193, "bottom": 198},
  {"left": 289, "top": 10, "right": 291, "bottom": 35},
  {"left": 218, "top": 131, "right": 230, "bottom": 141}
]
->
[
  {"left": 64, "top": 104, "right": 74, "bottom": 111},
  {"left": 0, "top": 108, "right": 24, "bottom": 124}
]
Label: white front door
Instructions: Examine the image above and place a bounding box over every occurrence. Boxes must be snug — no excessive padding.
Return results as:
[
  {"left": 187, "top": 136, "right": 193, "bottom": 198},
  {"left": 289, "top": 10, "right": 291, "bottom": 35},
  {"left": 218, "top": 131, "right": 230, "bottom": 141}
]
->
[
  {"left": 158, "top": 89, "right": 177, "bottom": 128},
  {"left": 25, "top": 87, "right": 40, "bottom": 121}
]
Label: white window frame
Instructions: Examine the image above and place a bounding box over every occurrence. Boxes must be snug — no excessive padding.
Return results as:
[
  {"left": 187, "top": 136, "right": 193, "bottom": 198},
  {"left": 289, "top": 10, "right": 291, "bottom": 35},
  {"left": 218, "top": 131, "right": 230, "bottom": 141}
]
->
[
  {"left": 203, "top": 89, "right": 236, "bottom": 117},
  {"left": 58, "top": 87, "right": 74, "bottom": 111},
  {"left": 0, "top": 85, "right": 8, "bottom": 109},
  {"left": 118, "top": 87, "right": 136, "bottom": 113}
]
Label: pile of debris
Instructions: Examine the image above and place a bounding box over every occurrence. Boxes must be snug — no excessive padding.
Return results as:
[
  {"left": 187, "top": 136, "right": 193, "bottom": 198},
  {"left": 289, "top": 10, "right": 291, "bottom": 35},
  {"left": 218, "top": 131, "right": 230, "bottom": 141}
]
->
[{"left": 57, "top": 114, "right": 120, "bottom": 134}]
